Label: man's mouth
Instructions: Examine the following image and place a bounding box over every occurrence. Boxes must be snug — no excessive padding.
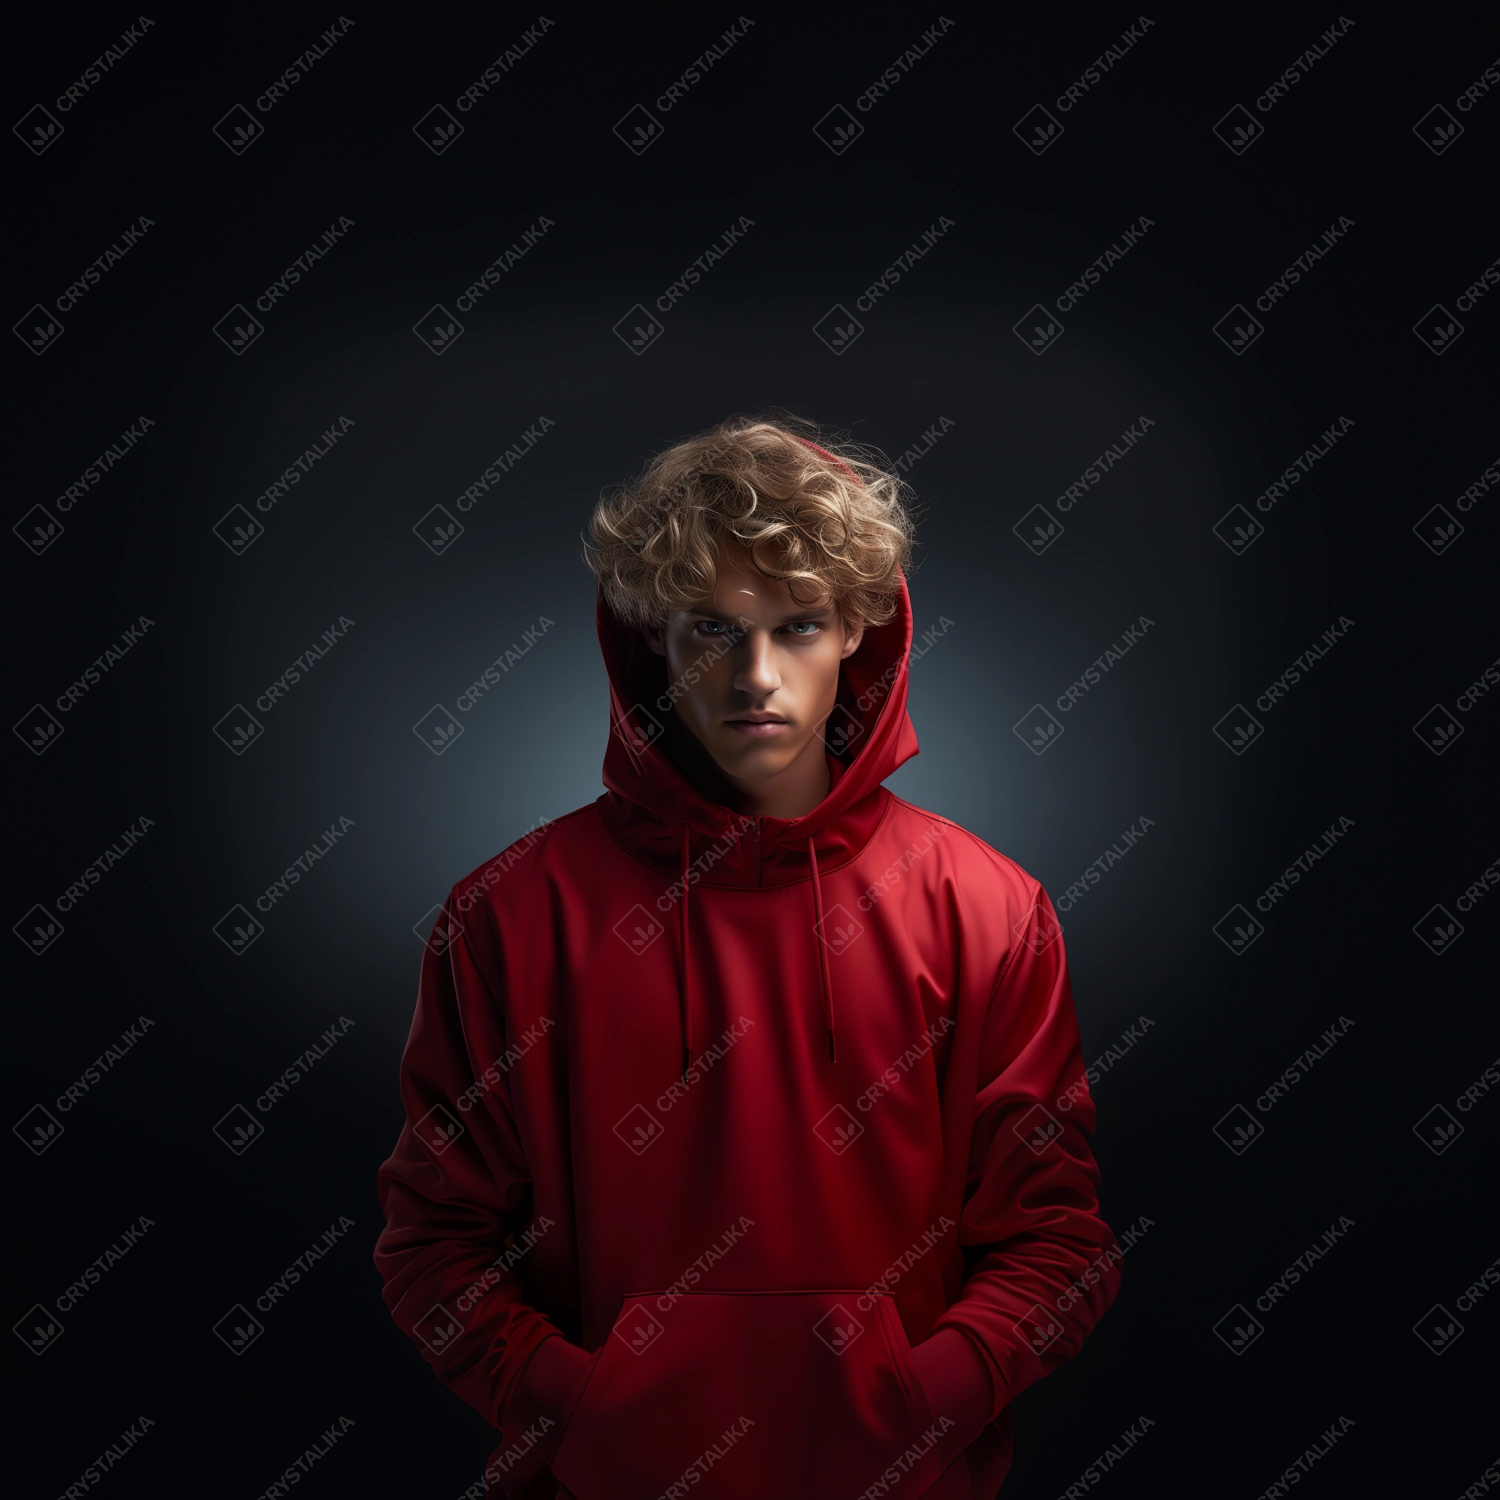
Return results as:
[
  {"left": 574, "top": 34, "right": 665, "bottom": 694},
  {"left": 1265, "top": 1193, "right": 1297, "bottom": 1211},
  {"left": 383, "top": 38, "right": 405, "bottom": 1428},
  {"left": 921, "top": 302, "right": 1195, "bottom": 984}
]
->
[{"left": 725, "top": 713, "right": 790, "bottom": 737}]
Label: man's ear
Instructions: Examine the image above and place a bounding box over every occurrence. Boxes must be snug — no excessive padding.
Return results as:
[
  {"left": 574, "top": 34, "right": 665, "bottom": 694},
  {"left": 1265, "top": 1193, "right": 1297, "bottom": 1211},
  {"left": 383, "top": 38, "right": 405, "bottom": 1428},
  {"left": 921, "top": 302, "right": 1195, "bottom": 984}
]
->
[
  {"left": 643, "top": 620, "right": 667, "bottom": 657},
  {"left": 839, "top": 617, "right": 865, "bottom": 660}
]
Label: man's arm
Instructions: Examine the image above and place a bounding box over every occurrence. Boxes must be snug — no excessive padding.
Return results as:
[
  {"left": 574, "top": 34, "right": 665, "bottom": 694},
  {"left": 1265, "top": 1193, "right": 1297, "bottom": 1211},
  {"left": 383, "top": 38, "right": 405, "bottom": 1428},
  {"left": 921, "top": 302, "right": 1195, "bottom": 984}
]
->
[
  {"left": 924, "top": 884, "right": 1122, "bottom": 1433},
  {"left": 373, "top": 898, "right": 587, "bottom": 1432}
]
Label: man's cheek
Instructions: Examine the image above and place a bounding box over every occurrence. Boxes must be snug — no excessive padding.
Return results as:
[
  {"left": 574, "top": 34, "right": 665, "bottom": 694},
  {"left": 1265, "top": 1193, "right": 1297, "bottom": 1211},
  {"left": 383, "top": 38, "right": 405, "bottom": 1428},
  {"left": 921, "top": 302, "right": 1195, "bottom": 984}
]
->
[{"left": 667, "top": 648, "right": 721, "bottom": 743}]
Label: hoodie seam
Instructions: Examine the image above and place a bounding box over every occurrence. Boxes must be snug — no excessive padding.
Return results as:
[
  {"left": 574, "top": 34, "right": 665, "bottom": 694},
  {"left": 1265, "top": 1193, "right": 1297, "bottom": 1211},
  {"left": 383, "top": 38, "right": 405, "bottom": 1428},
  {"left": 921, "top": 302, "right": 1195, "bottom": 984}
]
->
[
  {"left": 880, "top": 796, "right": 1048, "bottom": 1003},
  {"left": 445, "top": 890, "right": 504, "bottom": 1015}
]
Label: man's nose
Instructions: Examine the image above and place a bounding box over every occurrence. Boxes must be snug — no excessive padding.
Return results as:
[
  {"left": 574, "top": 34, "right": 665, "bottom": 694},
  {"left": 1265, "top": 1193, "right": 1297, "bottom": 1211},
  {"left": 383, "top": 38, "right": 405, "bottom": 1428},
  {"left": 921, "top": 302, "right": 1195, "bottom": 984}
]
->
[{"left": 733, "top": 630, "right": 781, "bottom": 697}]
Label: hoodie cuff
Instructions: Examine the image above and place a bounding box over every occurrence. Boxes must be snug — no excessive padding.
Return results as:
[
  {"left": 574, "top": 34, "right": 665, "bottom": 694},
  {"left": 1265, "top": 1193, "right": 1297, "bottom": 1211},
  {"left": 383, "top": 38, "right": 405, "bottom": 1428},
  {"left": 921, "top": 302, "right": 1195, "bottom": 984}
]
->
[
  {"left": 910, "top": 1328, "right": 995, "bottom": 1467},
  {"left": 506, "top": 1335, "right": 595, "bottom": 1464}
]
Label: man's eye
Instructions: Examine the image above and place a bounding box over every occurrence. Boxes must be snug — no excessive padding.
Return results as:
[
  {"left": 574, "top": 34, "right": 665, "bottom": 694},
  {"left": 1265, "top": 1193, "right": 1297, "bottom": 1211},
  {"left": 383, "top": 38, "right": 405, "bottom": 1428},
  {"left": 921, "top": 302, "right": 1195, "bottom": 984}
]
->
[{"left": 786, "top": 622, "right": 820, "bottom": 636}]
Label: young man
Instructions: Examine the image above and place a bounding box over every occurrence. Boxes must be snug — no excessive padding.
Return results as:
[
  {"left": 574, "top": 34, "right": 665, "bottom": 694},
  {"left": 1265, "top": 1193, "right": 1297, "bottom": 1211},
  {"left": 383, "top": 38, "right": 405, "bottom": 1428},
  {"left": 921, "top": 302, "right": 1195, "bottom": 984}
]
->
[{"left": 374, "top": 417, "right": 1121, "bottom": 1500}]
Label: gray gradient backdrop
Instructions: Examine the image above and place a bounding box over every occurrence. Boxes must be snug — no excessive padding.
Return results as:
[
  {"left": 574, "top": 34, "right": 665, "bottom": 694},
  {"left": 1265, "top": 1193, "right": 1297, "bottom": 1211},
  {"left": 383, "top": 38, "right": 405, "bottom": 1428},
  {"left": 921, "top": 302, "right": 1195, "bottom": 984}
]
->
[{"left": 7, "top": 2, "right": 1497, "bottom": 1497}]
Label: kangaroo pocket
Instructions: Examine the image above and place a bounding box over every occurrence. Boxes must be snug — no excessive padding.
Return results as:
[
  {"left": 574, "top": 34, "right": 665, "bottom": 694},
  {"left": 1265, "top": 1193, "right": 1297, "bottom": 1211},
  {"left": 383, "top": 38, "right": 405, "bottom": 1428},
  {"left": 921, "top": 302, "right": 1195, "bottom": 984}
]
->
[{"left": 550, "top": 1288, "right": 945, "bottom": 1500}]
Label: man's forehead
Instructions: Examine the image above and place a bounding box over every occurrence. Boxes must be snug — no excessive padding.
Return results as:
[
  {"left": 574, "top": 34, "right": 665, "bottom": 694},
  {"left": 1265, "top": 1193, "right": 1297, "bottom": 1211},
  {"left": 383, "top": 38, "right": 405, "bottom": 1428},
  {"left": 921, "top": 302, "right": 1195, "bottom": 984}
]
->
[
  {"left": 698, "top": 571, "right": 832, "bottom": 616},
  {"left": 670, "top": 541, "right": 833, "bottom": 618}
]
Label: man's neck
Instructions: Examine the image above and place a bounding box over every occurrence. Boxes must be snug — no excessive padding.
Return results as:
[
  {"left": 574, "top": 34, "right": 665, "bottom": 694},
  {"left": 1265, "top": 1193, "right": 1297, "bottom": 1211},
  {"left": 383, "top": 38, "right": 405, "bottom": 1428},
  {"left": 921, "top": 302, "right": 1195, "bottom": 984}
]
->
[
  {"left": 721, "top": 738, "right": 832, "bottom": 820},
  {"left": 662, "top": 715, "right": 833, "bottom": 820}
]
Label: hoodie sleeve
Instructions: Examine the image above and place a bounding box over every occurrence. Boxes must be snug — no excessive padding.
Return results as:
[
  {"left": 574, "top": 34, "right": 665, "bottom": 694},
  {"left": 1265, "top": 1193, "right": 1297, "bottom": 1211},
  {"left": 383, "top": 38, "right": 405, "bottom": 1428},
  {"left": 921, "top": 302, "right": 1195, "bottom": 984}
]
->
[
  {"left": 373, "top": 897, "right": 564, "bottom": 1426},
  {"left": 930, "top": 883, "right": 1121, "bottom": 1423}
]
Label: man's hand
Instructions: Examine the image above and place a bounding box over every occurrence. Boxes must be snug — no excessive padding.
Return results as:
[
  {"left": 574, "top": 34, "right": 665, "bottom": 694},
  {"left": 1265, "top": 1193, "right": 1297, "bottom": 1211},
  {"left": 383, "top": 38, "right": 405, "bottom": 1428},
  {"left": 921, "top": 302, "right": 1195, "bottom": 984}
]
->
[
  {"left": 507, "top": 1335, "right": 596, "bottom": 1464},
  {"left": 910, "top": 1328, "right": 994, "bottom": 1471}
]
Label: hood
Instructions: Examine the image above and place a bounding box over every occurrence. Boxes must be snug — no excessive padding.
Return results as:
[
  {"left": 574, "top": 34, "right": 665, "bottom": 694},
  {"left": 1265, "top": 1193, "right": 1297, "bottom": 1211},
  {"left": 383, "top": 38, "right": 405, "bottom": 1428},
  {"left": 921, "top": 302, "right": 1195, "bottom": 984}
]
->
[{"left": 595, "top": 564, "right": 919, "bottom": 1070}]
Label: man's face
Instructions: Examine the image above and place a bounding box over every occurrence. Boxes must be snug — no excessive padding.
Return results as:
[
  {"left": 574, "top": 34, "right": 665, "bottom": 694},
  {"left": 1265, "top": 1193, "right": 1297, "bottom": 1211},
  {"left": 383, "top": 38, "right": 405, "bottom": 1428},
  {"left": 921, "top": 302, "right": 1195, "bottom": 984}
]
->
[{"left": 643, "top": 542, "right": 865, "bottom": 789}]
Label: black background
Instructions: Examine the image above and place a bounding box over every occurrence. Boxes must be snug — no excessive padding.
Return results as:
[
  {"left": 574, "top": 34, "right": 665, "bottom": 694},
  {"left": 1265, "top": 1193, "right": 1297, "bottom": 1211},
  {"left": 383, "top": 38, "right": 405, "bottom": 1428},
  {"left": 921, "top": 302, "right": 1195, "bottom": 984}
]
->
[{"left": 6, "top": 3, "right": 1497, "bottom": 1497}]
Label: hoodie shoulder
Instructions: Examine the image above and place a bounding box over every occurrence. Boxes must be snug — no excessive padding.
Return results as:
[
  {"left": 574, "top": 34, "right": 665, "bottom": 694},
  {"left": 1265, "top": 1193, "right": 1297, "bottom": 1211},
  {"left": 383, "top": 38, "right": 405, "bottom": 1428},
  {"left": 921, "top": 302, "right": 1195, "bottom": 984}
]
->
[
  {"left": 446, "top": 801, "right": 601, "bottom": 910},
  {"left": 883, "top": 793, "right": 1045, "bottom": 901}
]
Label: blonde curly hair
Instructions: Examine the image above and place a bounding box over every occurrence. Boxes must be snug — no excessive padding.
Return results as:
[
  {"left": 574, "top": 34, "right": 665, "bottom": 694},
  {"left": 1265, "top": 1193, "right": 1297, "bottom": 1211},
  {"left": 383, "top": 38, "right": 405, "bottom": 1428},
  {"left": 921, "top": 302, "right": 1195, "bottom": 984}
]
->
[{"left": 584, "top": 411, "right": 917, "bottom": 631}]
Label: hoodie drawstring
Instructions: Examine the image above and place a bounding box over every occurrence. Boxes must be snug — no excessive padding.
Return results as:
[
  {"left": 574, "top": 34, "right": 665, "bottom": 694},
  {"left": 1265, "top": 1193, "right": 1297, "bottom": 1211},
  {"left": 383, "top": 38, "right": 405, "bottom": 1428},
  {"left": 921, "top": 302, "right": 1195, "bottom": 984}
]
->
[
  {"left": 675, "top": 823, "right": 837, "bottom": 1072},
  {"left": 806, "top": 835, "right": 838, "bottom": 1062}
]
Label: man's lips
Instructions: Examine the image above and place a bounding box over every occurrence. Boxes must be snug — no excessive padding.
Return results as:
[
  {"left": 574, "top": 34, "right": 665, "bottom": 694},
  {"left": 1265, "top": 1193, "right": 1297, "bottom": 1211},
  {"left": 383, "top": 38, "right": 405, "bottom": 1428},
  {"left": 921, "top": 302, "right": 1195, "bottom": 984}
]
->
[{"left": 725, "top": 714, "right": 789, "bottom": 736}]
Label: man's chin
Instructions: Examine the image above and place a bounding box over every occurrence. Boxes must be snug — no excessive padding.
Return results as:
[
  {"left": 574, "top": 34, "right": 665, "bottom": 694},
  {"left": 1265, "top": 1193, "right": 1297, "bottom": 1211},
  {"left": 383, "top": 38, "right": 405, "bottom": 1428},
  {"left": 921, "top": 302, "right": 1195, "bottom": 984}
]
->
[{"left": 707, "top": 738, "right": 805, "bottom": 785}]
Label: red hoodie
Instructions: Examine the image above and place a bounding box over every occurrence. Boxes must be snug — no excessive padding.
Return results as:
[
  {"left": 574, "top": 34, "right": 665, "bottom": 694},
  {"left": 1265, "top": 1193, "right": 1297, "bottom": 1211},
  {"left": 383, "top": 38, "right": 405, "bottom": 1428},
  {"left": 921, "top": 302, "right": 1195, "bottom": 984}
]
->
[{"left": 374, "top": 571, "right": 1121, "bottom": 1500}]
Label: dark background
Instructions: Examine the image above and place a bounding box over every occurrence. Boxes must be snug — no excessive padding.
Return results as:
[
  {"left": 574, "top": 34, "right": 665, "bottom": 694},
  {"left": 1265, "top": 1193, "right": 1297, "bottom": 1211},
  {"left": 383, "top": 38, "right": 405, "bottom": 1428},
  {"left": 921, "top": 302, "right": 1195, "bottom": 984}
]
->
[{"left": 6, "top": 2, "right": 1497, "bottom": 1496}]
